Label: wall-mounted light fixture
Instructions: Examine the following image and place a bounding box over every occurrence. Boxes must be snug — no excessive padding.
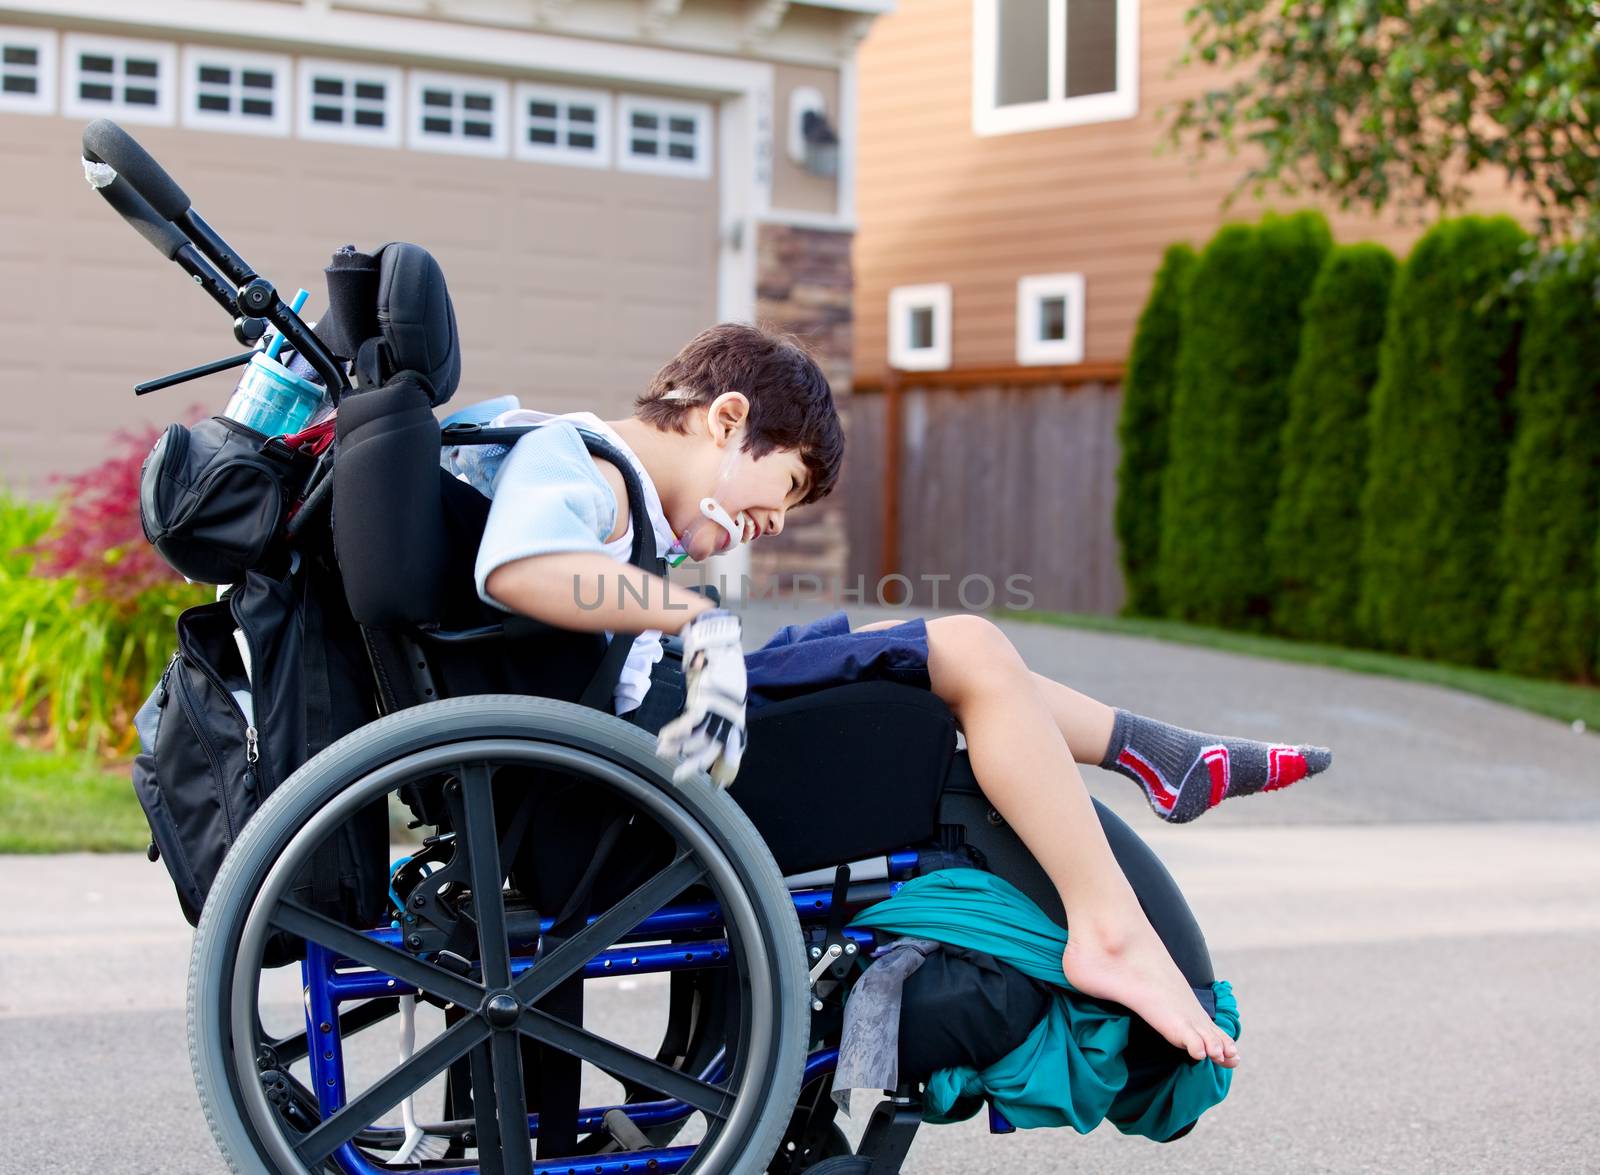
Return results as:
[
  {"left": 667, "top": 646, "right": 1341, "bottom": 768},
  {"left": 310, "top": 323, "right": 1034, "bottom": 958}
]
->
[{"left": 788, "top": 85, "right": 838, "bottom": 178}]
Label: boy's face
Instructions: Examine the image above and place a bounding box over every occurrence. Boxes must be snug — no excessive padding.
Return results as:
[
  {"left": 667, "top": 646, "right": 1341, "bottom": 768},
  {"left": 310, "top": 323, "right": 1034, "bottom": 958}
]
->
[
  {"left": 674, "top": 392, "right": 812, "bottom": 560},
  {"left": 676, "top": 443, "right": 811, "bottom": 561}
]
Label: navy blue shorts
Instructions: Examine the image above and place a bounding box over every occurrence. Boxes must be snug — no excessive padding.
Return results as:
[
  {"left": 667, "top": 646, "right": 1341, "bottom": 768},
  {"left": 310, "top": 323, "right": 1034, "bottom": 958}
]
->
[
  {"left": 745, "top": 610, "right": 932, "bottom": 706},
  {"left": 625, "top": 610, "right": 932, "bottom": 734}
]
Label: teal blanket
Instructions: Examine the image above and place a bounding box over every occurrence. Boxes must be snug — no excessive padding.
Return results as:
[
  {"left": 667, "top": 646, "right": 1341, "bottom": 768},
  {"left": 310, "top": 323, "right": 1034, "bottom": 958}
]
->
[{"left": 850, "top": 869, "right": 1238, "bottom": 1139}]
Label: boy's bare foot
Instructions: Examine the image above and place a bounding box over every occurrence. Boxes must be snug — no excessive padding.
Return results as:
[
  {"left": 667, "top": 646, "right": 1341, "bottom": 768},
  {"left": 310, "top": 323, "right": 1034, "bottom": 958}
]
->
[{"left": 1062, "top": 919, "right": 1239, "bottom": 1068}]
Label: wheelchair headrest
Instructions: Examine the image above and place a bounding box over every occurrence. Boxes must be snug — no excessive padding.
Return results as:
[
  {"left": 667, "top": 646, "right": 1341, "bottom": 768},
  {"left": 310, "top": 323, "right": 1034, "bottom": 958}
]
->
[{"left": 317, "top": 242, "right": 461, "bottom": 406}]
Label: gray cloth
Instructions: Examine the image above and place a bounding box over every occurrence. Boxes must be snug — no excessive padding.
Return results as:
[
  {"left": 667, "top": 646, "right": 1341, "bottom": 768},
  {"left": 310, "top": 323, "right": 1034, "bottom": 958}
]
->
[{"left": 833, "top": 937, "right": 942, "bottom": 1112}]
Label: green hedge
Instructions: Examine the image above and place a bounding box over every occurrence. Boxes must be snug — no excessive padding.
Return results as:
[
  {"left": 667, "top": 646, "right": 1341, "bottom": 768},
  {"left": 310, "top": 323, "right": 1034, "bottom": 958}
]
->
[
  {"left": 1159, "top": 211, "right": 1331, "bottom": 627},
  {"left": 1116, "top": 242, "right": 1197, "bottom": 616},
  {"left": 1267, "top": 243, "right": 1397, "bottom": 644},
  {"left": 1491, "top": 250, "right": 1600, "bottom": 679},
  {"left": 1358, "top": 216, "right": 1528, "bottom": 665}
]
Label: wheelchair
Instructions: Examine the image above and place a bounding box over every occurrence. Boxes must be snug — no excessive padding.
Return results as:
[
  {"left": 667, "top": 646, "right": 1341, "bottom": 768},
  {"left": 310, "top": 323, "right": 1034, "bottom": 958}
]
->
[{"left": 82, "top": 119, "right": 1221, "bottom": 1174}]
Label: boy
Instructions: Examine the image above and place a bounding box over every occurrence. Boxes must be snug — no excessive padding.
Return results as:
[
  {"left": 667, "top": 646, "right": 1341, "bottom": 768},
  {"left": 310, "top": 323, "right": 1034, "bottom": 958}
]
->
[{"left": 460, "top": 323, "right": 1332, "bottom": 1070}]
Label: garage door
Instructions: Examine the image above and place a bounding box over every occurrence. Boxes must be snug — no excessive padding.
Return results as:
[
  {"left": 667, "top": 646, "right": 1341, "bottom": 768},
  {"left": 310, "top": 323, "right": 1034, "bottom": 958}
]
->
[{"left": 0, "top": 105, "right": 719, "bottom": 491}]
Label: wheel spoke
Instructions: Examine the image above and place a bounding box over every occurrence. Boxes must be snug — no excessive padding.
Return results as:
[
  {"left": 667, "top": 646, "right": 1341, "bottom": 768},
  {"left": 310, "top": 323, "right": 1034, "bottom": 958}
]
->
[
  {"left": 515, "top": 1007, "right": 732, "bottom": 1120},
  {"left": 265, "top": 998, "right": 398, "bottom": 1066},
  {"left": 469, "top": 1043, "right": 505, "bottom": 1175},
  {"left": 490, "top": 1033, "right": 532, "bottom": 1171},
  {"left": 512, "top": 853, "right": 706, "bottom": 1006},
  {"left": 295, "top": 1015, "right": 492, "bottom": 1166},
  {"left": 458, "top": 762, "right": 512, "bottom": 988},
  {"left": 272, "top": 901, "right": 484, "bottom": 1010}
]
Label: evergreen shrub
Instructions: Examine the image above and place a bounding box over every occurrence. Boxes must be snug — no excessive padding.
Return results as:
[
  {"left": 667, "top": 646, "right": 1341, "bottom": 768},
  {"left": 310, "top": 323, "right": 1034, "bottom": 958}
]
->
[
  {"left": 1358, "top": 216, "right": 1528, "bottom": 664},
  {"left": 1491, "top": 249, "right": 1600, "bottom": 679},
  {"left": 1159, "top": 211, "right": 1331, "bottom": 627},
  {"left": 1267, "top": 243, "right": 1398, "bottom": 644},
  {"left": 1116, "top": 242, "right": 1197, "bottom": 616}
]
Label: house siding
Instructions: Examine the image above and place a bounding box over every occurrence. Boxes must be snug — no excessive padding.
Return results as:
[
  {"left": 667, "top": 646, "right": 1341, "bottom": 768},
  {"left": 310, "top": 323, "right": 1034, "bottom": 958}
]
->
[{"left": 852, "top": 0, "right": 1534, "bottom": 381}]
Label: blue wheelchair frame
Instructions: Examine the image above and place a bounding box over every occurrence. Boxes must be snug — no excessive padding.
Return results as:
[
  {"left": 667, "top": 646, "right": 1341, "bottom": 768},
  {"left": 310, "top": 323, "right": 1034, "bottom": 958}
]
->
[{"left": 298, "top": 849, "right": 1012, "bottom": 1174}]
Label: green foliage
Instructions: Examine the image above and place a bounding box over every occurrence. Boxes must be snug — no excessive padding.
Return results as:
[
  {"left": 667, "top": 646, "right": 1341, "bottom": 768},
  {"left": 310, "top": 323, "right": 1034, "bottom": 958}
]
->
[
  {"left": 1358, "top": 216, "right": 1528, "bottom": 665},
  {"left": 1116, "top": 243, "right": 1197, "bottom": 616},
  {"left": 0, "top": 731, "right": 150, "bottom": 852},
  {"left": 1491, "top": 246, "right": 1600, "bottom": 679},
  {"left": 1268, "top": 243, "right": 1397, "bottom": 644},
  {"left": 0, "top": 493, "right": 203, "bottom": 756},
  {"left": 1159, "top": 211, "right": 1331, "bottom": 627},
  {"left": 1166, "top": 0, "right": 1599, "bottom": 240}
]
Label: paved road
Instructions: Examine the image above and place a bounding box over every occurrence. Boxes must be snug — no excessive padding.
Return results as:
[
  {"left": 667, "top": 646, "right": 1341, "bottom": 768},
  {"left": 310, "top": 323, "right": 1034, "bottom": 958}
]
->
[{"left": 3, "top": 607, "right": 1597, "bottom": 1173}]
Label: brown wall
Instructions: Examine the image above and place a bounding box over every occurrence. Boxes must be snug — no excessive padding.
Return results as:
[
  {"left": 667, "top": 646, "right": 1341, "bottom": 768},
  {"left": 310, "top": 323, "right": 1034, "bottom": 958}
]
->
[
  {"left": 749, "top": 221, "right": 853, "bottom": 591},
  {"left": 851, "top": 0, "right": 1533, "bottom": 382}
]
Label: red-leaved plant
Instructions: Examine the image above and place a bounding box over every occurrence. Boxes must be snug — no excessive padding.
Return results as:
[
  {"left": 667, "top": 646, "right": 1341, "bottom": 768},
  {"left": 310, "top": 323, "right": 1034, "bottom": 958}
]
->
[{"left": 28, "top": 426, "right": 183, "bottom": 604}]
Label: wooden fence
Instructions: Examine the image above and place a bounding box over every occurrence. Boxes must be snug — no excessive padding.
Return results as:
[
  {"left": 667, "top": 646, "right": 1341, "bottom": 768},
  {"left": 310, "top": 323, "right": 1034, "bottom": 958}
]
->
[{"left": 844, "top": 371, "right": 1127, "bottom": 616}]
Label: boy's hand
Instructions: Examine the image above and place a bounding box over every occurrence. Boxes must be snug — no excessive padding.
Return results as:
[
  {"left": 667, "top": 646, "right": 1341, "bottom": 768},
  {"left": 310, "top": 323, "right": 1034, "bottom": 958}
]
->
[{"left": 656, "top": 609, "right": 747, "bottom": 788}]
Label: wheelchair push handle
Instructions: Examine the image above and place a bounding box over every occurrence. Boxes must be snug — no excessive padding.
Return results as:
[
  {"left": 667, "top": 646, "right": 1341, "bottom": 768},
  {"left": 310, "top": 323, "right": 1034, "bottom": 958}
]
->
[
  {"left": 79, "top": 119, "right": 351, "bottom": 399},
  {"left": 82, "top": 117, "right": 192, "bottom": 221}
]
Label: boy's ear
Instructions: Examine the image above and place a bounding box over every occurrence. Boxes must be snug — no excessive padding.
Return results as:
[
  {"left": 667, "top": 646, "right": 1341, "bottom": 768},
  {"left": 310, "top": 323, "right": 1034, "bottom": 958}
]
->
[{"left": 707, "top": 391, "right": 751, "bottom": 443}]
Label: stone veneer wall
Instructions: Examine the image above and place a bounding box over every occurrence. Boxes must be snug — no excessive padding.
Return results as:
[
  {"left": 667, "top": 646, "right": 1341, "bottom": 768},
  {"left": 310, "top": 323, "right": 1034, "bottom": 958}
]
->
[{"left": 749, "top": 222, "right": 854, "bottom": 594}]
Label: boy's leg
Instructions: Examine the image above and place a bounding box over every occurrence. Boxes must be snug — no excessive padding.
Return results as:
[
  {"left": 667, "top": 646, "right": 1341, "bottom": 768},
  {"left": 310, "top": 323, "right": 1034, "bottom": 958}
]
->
[
  {"left": 921, "top": 615, "right": 1237, "bottom": 1066},
  {"left": 855, "top": 619, "right": 1331, "bottom": 821},
  {"left": 1025, "top": 672, "right": 1333, "bottom": 823}
]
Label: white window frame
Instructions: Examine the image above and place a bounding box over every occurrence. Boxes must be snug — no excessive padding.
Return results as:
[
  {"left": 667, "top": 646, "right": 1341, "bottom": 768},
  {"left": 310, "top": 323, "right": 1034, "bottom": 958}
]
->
[
  {"left": 1016, "top": 273, "right": 1086, "bottom": 365},
  {"left": 972, "top": 0, "right": 1140, "bottom": 137},
  {"left": 0, "top": 26, "right": 55, "bottom": 115},
  {"left": 617, "top": 94, "right": 712, "bottom": 179},
  {"left": 512, "top": 81, "right": 611, "bottom": 168},
  {"left": 296, "top": 58, "right": 402, "bottom": 147},
  {"left": 181, "top": 46, "right": 290, "bottom": 137},
  {"left": 407, "top": 69, "right": 510, "bottom": 157},
  {"left": 62, "top": 33, "right": 176, "bottom": 126},
  {"left": 889, "top": 284, "right": 952, "bottom": 372}
]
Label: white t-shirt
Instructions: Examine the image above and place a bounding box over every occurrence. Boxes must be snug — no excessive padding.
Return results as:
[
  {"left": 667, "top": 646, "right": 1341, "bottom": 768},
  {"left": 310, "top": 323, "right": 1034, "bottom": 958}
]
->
[{"left": 444, "top": 404, "right": 676, "bottom": 715}]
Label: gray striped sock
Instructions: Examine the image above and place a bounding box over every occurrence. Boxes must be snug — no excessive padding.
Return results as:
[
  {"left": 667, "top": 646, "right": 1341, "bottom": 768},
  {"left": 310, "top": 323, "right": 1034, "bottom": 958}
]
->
[{"left": 1099, "top": 709, "right": 1332, "bottom": 823}]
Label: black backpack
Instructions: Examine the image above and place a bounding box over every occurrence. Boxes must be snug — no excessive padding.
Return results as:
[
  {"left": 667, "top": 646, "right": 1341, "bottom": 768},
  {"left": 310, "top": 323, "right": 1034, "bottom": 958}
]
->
[{"left": 130, "top": 554, "right": 387, "bottom": 954}]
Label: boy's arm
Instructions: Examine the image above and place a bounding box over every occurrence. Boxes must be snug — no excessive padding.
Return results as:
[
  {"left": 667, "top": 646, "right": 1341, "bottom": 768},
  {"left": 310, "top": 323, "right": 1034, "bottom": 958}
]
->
[{"left": 486, "top": 553, "right": 713, "bottom": 634}]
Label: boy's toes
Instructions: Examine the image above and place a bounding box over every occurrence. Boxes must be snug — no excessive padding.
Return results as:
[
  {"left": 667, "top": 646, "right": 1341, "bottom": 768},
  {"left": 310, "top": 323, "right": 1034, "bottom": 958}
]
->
[{"left": 1303, "top": 745, "right": 1332, "bottom": 773}]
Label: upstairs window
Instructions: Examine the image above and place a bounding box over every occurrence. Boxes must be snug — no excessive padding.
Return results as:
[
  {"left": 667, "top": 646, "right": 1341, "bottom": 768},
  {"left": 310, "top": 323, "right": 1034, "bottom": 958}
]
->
[
  {"left": 618, "top": 95, "right": 711, "bottom": 179},
  {"left": 63, "top": 34, "right": 175, "bottom": 125},
  {"left": 1016, "top": 273, "right": 1086, "bottom": 364},
  {"left": 973, "top": 0, "right": 1139, "bottom": 136},
  {"left": 0, "top": 26, "right": 54, "bottom": 115},
  {"left": 514, "top": 83, "right": 611, "bottom": 168},
  {"left": 297, "top": 59, "right": 401, "bottom": 147},
  {"left": 182, "top": 47, "right": 289, "bottom": 136},
  {"left": 889, "top": 284, "right": 953, "bottom": 371},
  {"left": 408, "top": 71, "right": 509, "bottom": 156}
]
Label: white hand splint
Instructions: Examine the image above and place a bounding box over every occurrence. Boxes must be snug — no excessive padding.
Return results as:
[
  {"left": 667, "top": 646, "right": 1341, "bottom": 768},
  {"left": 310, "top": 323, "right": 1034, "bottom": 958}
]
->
[{"left": 655, "top": 608, "right": 748, "bottom": 788}]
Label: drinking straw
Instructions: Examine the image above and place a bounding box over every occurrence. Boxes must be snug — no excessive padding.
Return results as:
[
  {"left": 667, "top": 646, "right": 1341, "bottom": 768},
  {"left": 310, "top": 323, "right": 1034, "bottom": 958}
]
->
[{"left": 264, "top": 287, "right": 311, "bottom": 362}]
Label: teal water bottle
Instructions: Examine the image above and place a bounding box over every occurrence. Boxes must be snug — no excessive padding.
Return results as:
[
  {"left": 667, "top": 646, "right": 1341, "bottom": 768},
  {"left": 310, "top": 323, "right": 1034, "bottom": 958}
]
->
[
  {"left": 222, "top": 287, "right": 327, "bottom": 436},
  {"left": 224, "top": 353, "right": 328, "bottom": 436}
]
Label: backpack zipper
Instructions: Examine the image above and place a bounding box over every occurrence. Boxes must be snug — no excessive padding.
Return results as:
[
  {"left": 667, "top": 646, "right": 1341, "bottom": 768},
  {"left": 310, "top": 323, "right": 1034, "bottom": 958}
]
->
[{"left": 173, "top": 666, "right": 238, "bottom": 844}]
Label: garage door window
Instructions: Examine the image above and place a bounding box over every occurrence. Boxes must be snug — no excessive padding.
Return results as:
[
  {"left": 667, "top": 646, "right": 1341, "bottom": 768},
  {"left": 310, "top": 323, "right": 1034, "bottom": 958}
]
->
[
  {"left": 182, "top": 47, "right": 289, "bottom": 136},
  {"left": 63, "top": 34, "right": 175, "bottom": 125},
  {"left": 298, "top": 59, "right": 401, "bottom": 146},
  {"left": 409, "top": 71, "right": 509, "bottom": 156},
  {"left": 619, "top": 95, "right": 711, "bottom": 178},
  {"left": 0, "top": 26, "right": 54, "bottom": 115},
  {"left": 515, "top": 83, "right": 611, "bottom": 168}
]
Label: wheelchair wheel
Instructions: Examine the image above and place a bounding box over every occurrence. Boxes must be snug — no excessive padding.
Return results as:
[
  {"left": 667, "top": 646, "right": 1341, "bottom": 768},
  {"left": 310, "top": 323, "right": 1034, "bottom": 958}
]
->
[{"left": 188, "top": 695, "right": 810, "bottom": 1174}]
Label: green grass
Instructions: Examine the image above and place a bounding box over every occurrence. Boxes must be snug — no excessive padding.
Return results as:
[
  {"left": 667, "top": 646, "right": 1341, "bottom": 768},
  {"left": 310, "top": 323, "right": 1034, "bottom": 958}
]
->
[
  {"left": 1012, "top": 610, "right": 1600, "bottom": 731},
  {"left": 0, "top": 735, "right": 148, "bottom": 853}
]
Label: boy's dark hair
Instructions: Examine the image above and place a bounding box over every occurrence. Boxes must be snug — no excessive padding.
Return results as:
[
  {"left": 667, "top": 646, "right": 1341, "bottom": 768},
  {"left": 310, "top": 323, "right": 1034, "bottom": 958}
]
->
[{"left": 636, "top": 323, "right": 843, "bottom": 505}]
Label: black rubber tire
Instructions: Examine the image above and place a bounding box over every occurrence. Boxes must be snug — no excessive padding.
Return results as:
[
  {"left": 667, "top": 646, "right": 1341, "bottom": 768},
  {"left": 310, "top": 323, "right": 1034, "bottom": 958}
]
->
[
  {"left": 800, "top": 1157, "right": 872, "bottom": 1175},
  {"left": 188, "top": 695, "right": 811, "bottom": 1174}
]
